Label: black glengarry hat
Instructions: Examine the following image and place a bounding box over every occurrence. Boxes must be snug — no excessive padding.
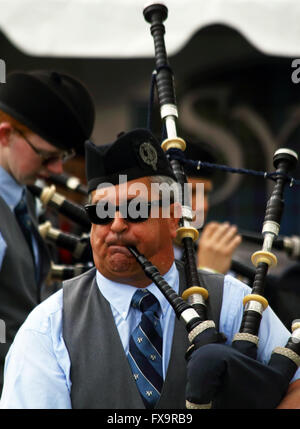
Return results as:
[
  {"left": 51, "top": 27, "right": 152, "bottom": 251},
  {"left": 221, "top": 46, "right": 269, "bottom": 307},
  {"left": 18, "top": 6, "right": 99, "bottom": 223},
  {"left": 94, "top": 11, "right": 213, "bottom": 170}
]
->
[
  {"left": 85, "top": 129, "right": 177, "bottom": 192},
  {"left": 0, "top": 70, "right": 95, "bottom": 152}
]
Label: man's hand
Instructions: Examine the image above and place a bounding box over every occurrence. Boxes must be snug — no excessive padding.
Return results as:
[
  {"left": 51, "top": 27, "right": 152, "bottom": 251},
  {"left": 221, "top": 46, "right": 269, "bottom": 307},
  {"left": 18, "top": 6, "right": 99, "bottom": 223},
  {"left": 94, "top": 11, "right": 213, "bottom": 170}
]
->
[
  {"left": 197, "top": 222, "right": 242, "bottom": 274},
  {"left": 277, "top": 379, "right": 300, "bottom": 408}
]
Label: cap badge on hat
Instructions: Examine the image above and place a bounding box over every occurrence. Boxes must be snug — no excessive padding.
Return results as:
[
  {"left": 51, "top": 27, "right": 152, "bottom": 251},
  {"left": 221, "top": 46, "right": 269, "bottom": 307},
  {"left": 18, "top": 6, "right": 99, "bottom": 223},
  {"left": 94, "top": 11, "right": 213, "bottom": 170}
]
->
[{"left": 139, "top": 142, "right": 158, "bottom": 171}]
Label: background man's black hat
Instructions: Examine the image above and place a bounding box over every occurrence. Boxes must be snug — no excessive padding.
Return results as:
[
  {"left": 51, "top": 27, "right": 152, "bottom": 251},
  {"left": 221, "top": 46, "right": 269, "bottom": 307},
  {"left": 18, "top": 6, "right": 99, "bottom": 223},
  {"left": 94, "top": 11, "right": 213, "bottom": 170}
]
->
[
  {"left": 85, "top": 128, "right": 177, "bottom": 193},
  {"left": 0, "top": 70, "right": 95, "bottom": 152}
]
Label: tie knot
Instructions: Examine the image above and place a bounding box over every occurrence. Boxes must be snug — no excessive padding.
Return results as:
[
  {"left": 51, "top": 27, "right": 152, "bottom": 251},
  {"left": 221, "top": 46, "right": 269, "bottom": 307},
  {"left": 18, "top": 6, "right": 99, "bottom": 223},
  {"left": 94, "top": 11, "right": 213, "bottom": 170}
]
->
[{"left": 131, "top": 289, "right": 160, "bottom": 315}]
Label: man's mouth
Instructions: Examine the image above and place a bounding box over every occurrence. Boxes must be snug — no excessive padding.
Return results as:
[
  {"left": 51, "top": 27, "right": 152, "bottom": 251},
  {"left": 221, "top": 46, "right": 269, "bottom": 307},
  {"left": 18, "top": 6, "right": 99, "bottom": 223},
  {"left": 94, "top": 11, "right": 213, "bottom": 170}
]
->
[{"left": 107, "top": 245, "right": 134, "bottom": 257}]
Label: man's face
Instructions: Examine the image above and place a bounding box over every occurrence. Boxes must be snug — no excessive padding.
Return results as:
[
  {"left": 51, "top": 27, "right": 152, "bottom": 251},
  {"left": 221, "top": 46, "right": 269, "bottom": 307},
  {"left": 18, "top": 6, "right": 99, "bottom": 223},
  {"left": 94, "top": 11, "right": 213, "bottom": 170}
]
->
[
  {"left": 1, "top": 124, "right": 66, "bottom": 184},
  {"left": 188, "top": 177, "right": 213, "bottom": 222},
  {"left": 89, "top": 177, "right": 179, "bottom": 287}
]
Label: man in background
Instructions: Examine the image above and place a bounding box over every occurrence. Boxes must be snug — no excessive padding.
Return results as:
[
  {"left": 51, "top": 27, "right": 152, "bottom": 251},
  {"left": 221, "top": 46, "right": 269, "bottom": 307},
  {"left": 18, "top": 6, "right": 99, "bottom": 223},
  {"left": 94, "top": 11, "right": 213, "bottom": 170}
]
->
[{"left": 0, "top": 69, "right": 95, "bottom": 391}]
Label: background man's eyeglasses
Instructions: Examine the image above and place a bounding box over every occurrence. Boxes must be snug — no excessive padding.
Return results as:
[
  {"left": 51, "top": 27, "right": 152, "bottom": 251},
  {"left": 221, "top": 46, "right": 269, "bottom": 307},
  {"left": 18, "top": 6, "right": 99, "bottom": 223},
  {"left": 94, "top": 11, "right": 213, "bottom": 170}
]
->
[
  {"left": 84, "top": 199, "right": 169, "bottom": 225},
  {"left": 14, "top": 128, "right": 75, "bottom": 165}
]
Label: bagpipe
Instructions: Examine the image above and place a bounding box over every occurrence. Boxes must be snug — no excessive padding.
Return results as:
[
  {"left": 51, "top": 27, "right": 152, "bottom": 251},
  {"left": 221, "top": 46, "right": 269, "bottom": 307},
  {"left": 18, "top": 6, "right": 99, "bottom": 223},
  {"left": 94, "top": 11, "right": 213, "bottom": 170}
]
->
[
  {"left": 28, "top": 183, "right": 91, "bottom": 232},
  {"left": 125, "top": 2, "right": 300, "bottom": 409},
  {"left": 38, "top": 219, "right": 93, "bottom": 281},
  {"left": 48, "top": 172, "right": 88, "bottom": 196},
  {"left": 38, "top": 220, "right": 92, "bottom": 262},
  {"left": 49, "top": 261, "right": 94, "bottom": 281},
  {"left": 27, "top": 181, "right": 94, "bottom": 281},
  {"left": 201, "top": 226, "right": 300, "bottom": 262}
]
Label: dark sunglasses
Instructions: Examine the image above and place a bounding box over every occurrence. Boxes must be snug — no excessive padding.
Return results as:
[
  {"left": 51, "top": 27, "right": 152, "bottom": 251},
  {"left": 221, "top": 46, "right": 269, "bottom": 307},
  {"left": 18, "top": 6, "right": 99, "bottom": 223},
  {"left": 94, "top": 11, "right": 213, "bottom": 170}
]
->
[{"left": 84, "top": 199, "right": 170, "bottom": 225}]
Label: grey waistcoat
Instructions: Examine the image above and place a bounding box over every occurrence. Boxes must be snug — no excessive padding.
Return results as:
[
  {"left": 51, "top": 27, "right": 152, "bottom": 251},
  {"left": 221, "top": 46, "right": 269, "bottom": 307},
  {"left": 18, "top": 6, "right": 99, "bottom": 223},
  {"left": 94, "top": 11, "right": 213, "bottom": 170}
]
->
[
  {"left": 0, "top": 189, "right": 50, "bottom": 390},
  {"left": 63, "top": 261, "right": 224, "bottom": 409}
]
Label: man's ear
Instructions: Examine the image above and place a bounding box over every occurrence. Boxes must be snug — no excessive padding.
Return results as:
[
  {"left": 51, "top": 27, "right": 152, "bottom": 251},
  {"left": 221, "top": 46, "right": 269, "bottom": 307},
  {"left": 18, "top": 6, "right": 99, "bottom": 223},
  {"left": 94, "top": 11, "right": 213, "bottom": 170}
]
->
[{"left": 0, "top": 122, "right": 13, "bottom": 147}]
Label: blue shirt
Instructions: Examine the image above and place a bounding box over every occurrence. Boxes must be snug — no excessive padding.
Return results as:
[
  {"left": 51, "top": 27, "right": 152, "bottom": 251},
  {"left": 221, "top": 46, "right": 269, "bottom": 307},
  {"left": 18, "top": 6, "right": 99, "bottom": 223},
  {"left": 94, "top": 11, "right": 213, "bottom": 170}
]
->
[
  {"left": 0, "top": 167, "right": 39, "bottom": 268},
  {"left": 1, "top": 263, "right": 299, "bottom": 409}
]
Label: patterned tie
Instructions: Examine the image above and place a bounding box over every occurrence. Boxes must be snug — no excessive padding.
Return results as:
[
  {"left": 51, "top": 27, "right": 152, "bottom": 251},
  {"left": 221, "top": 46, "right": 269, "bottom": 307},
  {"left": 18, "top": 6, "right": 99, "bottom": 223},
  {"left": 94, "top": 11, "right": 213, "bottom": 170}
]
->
[
  {"left": 128, "top": 289, "right": 163, "bottom": 408},
  {"left": 14, "top": 192, "right": 35, "bottom": 261}
]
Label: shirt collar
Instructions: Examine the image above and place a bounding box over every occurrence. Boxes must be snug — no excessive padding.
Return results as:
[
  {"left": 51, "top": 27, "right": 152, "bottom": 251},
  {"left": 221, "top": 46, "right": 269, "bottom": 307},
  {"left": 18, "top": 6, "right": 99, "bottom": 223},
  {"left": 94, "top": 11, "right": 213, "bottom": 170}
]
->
[
  {"left": 0, "top": 166, "right": 25, "bottom": 210},
  {"left": 96, "top": 261, "right": 179, "bottom": 321}
]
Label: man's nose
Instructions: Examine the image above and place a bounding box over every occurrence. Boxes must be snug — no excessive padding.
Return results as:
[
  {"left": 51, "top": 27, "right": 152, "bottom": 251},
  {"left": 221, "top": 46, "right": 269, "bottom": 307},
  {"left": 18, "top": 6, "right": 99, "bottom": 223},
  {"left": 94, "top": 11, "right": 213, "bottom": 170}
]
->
[
  {"left": 110, "top": 211, "right": 128, "bottom": 233},
  {"left": 46, "top": 159, "right": 64, "bottom": 175}
]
